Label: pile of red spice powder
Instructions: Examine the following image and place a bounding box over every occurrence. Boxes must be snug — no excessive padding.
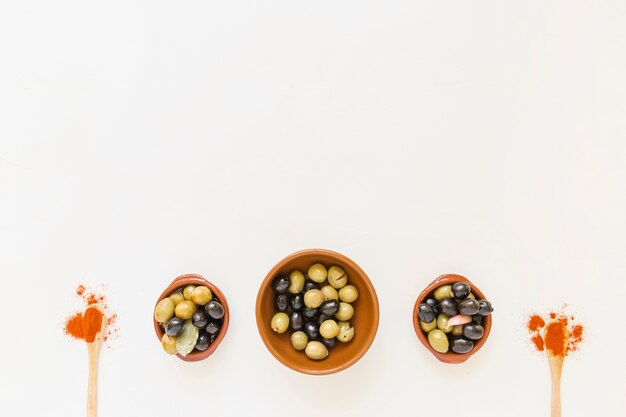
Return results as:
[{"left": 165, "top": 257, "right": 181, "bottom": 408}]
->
[
  {"left": 64, "top": 284, "right": 118, "bottom": 343},
  {"left": 526, "top": 309, "right": 584, "bottom": 357}
]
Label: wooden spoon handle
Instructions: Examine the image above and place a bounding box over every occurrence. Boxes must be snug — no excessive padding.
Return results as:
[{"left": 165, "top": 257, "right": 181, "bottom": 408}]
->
[
  {"left": 549, "top": 356, "right": 563, "bottom": 417},
  {"left": 87, "top": 345, "right": 100, "bottom": 417}
]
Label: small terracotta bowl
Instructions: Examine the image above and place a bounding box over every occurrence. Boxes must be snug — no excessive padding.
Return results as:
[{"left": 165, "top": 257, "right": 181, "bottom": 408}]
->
[
  {"left": 256, "top": 249, "right": 379, "bottom": 375},
  {"left": 153, "top": 274, "right": 230, "bottom": 362},
  {"left": 413, "top": 274, "right": 492, "bottom": 364}
]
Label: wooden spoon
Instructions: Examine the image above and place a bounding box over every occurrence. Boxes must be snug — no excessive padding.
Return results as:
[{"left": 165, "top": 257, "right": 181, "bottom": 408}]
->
[
  {"left": 545, "top": 322, "right": 568, "bottom": 417},
  {"left": 85, "top": 304, "right": 107, "bottom": 417}
]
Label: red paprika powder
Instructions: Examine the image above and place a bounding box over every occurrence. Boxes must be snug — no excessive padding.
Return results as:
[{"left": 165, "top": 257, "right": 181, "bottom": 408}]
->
[
  {"left": 526, "top": 309, "right": 584, "bottom": 357},
  {"left": 64, "top": 284, "right": 118, "bottom": 343},
  {"left": 544, "top": 316, "right": 568, "bottom": 357},
  {"left": 64, "top": 308, "right": 104, "bottom": 343},
  {"left": 528, "top": 314, "right": 545, "bottom": 333},
  {"left": 531, "top": 333, "right": 544, "bottom": 352},
  {"left": 65, "top": 313, "right": 85, "bottom": 339}
]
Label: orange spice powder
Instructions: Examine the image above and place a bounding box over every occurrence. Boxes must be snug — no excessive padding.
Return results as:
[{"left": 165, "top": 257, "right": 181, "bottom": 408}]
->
[
  {"left": 569, "top": 325, "right": 584, "bottom": 352},
  {"left": 82, "top": 308, "right": 104, "bottom": 343},
  {"left": 531, "top": 333, "right": 544, "bottom": 351},
  {"left": 64, "top": 308, "right": 104, "bottom": 342},
  {"left": 65, "top": 313, "right": 85, "bottom": 339},
  {"left": 64, "top": 284, "right": 118, "bottom": 343},
  {"left": 544, "top": 317, "right": 568, "bottom": 357},
  {"left": 528, "top": 315, "right": 545, "bottom": 332},
  {"left": 76, "top": 285, "right": 86, "bottom": 296},
  {"left": 526, "top": 308, "right": 584, "bottom": 357}
]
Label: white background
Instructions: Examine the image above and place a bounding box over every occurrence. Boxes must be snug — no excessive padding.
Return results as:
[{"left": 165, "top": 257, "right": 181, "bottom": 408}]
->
[{"left": 1, "top": 1, "right": 625, "bottom": 416}]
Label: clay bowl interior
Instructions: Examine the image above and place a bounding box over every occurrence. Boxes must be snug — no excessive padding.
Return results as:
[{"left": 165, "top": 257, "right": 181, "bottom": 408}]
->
[
  {"left": 256, "top": 249, "right": 379, "bottom": 375},
  {"left": 153, "top": 274, "right": 230, "bottom": 362},
  {"left": 413, "top": 274, "right": 492, "bottom": 364}
]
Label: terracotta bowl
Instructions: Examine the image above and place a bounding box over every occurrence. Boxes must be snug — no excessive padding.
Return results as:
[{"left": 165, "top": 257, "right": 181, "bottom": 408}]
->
[
  {"left": 153, "top": 274, "right": 230, "bottom": 362},
  {"left": 256, "top": 249, "right": 379, "bottom": 375},
  {"left": 413, "top": 274, "right": 492, "bottom": 364}
]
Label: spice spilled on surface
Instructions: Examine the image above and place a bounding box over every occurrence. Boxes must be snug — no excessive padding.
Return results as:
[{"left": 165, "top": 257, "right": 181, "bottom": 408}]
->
[
  {"left": 64, "top": 284, "right": 118, "bottom": 344},
  {"left": 526, "top": 309, "right": 584, "bottom": 357},
  {"left": 527, "top": 308, "right": 585, "bottom": 417}
]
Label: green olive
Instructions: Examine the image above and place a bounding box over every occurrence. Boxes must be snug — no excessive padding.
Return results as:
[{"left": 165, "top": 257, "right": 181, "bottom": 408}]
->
[
  {"left": 335, "top": 302, "right": 354, "bottom": 321},
  {"left": 191, "top": 286, "right": 212, "bottom": 306},
  {"left": 168, "top": 292, "right": 185, "bottom": 306},
  {"left": 428, "top": 329, "right": 449, "bottom": 353},
  {"left": 154, "top": 298, "right": 175, "bottom": 323},
  {"left": 327, "top": 266, "right": 347, "bottom": 288},
  {"left": 320, "top": 285, "right": 338, "bottom": 301},
  {"left": 338, "top": 285, "right": 359, "bottom": 303},
  {"left": 290, "top": 331, "right": 308, "bottom": 350},
  {"left": 467, "top": 292, "right": 476, "bottom": 300},
  {"left": 289, "top": 270, "right": 305, "bottom": 294},
  {"left": 305, "top": 341, "right": 328, "bottom": 360},
  {"left": 175, "top": 300, "right": 197, "bottom": 320},
  {"left": 436, "top": 313, "right": 453, "bottom": 333},
  {"left": 337, "top": 321, "right": 355, "bottom": 342},
  {"left": 307, "top": 263, "right": 328, "bottom": 283},
  {"left": 183, "top": 285, "right": 197, "bottom": 301},
  {"left": 161, "top": 333, "right": 177, "bottom": 355},
  {"left": 420, "top": 319, "right": 437, "bottom": 332},
  {"left": 271, "top": 312, "right": 289, "bottom": 333},
  {"left": 319, "top": 319, "right": 339, "bottom": 338},
  {"left": 304, "top": 289, "right": 324, "bottom": 308},
  {"left": 433, "top": 285, "right": 453, "bottom": 301}
]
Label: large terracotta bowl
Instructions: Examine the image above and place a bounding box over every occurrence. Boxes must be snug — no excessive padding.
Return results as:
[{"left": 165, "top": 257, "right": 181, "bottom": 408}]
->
[
  {"left": 153, "top": 274, "right": 230, "bottom": 362},
  {"left": 413, "top": 274, "right": 493, "bottom": 364},
  {"left": 256, "top": 249, "right": 379, "bottom": 375}
]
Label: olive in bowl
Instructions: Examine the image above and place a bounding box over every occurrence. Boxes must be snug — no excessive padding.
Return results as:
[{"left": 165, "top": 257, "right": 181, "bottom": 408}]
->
[
  {"left": 413, "top": 274, "right": 493, "bottom": 364},
  {"left": 256, "top": 249, "right": 379, "bottom": 375},
  {"left": 153, "top": 274, "right": 229, "bottom": 362}
]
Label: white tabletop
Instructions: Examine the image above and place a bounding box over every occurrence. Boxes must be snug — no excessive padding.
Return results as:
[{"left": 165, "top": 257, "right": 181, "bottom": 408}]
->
[{"left": 1, "top": 1, "right": 625, "bottom": 416}]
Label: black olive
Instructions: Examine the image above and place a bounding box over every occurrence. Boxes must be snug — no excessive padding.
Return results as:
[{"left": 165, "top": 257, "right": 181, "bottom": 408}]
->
[
  {"left": 463, "top": 324, "right": 484, "bottom": 340},
  {"left": 452, "top": 282, "right": 471, "bottom": 300},
  {"left": 205, "top": 321, "right": 220, "bottom": 335},
  {"left": 290, "top": 294, "right": 304, "bottom": 311},
  {"left": 440, "top": 298, "right": 459, "bottom": 316},
  {"left": 272, "top": 275, "right": 291, "bottom": 294},
  {"left": 417, "top": 303, "right": 435, "bottom": 323},
  {"left": 192, "top": 309, "right": 209, "bottom": 328},
  {"left": 320, "top": 337, "right": 336, "bottom": 348},
  {"left": 478, "top": 300, "right": 494, "bottom": 316},
  {"left": 165, "top": 317, "right": 184, "bottom": 337},
  {"left": 458, "top": 299, "right": 480, "bottom": 316},
  {"left": 303, "top": 280, "right": 319, "bottom": 292},
  {"left": 205, "top": 300, "right": 225, "bottom": 320},
  {"left": 290, "top": 311, "right": 304, "bottom": 331},
  {"left": 320, "top": 300, "right": 340, "bottom": 316},
  {"left": 303, "top": 321, "right": 319, "bottom": 340},
  {"left": 303, "top": 307, "right": 319, "bottom": 319},
  {"left": 303, "top": 321, "right": 320, "bottom": 339},
  {"left": 450, "top": 338, "right": 474, "bottom": 354},
  {"left": 472, "top": 315, "right": 483, "bottom": 325},
  {"left": 424, "top": 297, "right": 441, "bottom": 315},
  {"left": 195, "top": 333, "right": 211, "bottom": 351},
  {"left": 317, "top": 314, "right": 329, "bottom": 326},
  {"left": 274, "top": 294, "right": 289, "bottom": 312}
]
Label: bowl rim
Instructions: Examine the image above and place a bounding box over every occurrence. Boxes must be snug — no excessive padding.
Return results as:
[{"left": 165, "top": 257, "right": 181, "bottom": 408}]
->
[
  {"left": 153, "top": 273, "right": 230, "bottom": 362},
  {"left": 412, "top": 273, "right": 492, "bottom": 364},
  {"left": 255, "top": 248, "right": 380, "bottom": 375}
]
